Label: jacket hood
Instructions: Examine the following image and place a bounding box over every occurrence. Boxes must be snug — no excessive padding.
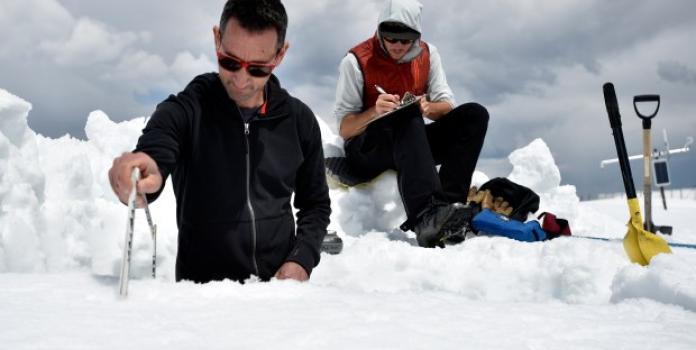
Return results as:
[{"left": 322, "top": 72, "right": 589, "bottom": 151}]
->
[
  {"left": 378, "top": 0, "right": 423, "bottom": 34},
  {"left": 376, "top": 0, "right": 424, "bottom": 63}
]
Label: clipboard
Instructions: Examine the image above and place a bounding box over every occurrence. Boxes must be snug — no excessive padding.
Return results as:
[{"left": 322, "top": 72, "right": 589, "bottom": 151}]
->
[{"left": 365, "top": 96, "right": 422, "bottom": 126}]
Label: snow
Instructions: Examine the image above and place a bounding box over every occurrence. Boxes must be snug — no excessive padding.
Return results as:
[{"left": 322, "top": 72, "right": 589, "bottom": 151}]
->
[{"left": 1, "top": 88, "right": 696, "bottom": 349}]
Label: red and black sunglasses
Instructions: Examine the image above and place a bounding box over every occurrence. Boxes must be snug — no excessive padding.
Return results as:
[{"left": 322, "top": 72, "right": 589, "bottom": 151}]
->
[{"left": 216, "top": 50, "right": 277, "bottom": 77}]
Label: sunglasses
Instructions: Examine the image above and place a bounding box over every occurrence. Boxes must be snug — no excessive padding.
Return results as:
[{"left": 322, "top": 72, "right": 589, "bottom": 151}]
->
[
  {"left": 216, "top": 50, "right": 277, "bottom": 77},
  {"left": 383, "top": 37, "right": 414, "bottom": 45}
]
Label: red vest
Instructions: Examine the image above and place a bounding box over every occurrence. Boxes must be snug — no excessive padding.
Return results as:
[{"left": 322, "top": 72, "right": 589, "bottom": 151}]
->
[{"left": 350, "top": 35, "right": 430, "bottom": 111}]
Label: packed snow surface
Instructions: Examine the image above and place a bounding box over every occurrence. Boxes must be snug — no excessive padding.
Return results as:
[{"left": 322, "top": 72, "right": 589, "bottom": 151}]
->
[{"left": 1, "top": 89, "right": 695, "bottom": 349}]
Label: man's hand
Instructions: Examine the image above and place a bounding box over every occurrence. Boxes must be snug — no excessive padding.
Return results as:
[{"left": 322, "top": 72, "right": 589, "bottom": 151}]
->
[
  {"left": 108, "top": 152, "right": 162, "bottom": 207},
  {"left": 419, "top": 98, "right": 453, "bottom": 120},
  {"left": 419, "top": 98, "right": 436, "bottom": 118},
  {"left": 375, "top": 93, "right": 401, "bottom": 115},
  {"left": 274, "top": 261, "right": 309, "bottom": 282},
  {"left": 338, "top": 93, "right": 403, "bottom": 140}
]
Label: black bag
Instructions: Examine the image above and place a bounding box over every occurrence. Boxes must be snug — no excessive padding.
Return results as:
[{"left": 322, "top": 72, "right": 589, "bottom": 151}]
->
[{"left": 478, "top": 178, "right": 540, "bottom": 221}]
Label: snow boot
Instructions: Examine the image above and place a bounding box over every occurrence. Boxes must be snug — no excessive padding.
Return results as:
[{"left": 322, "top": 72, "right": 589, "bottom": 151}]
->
[
  {"left": 412, "top": 200, "right": 471, "bottom": 248},
  {"left": 439, "top": 204, "right": 479, "bottom": 245}
]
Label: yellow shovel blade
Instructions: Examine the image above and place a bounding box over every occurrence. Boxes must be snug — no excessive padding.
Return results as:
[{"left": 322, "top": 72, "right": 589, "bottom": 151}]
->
[
  {"left": 623, "top": 227, "right": 648, "bottom": 266},
  {"left": 623, "top": 198, "right": 672, "bottom": 265}
]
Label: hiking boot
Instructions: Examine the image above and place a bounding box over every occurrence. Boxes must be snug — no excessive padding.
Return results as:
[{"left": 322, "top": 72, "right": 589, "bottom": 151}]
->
[
  {"left": 413, "top": 201, "right": 471, "bottom": 248},
  {"left": 442, "top": 202, "right": 481, "bottom": 245}
]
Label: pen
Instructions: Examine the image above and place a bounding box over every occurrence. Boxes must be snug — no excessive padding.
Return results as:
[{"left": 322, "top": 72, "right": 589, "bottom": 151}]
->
[{"left": 374, "top": 85, "right": 387, "bottom": 95}]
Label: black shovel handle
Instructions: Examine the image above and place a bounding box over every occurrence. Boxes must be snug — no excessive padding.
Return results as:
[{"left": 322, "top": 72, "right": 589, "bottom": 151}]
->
[
  {"left": 604, "top": 83, "right": 637, "bottom": 199},
  {"left": 633, "top": 94, "right": 660, "bottom": 129}
]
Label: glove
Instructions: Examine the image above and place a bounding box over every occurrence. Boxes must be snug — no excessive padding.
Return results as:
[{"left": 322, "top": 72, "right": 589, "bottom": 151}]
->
[{"left": 467, "top": 186, "right": 513, "bottom": 216}]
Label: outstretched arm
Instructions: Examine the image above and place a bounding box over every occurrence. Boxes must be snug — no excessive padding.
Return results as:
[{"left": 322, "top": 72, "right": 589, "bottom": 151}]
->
[{"left": 110, "top": 84, "right": 195, "bottom": 205}]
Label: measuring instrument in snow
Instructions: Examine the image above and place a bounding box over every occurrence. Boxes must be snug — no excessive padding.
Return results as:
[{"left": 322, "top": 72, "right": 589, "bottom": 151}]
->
[{"left": 119, "top": 168, "right": 157, "bottom": 298}]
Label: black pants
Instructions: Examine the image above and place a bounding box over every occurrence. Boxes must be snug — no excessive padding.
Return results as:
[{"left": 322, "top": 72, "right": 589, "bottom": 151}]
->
[{"left": 344, "top": 103, "right": 489, "bottom": 227}]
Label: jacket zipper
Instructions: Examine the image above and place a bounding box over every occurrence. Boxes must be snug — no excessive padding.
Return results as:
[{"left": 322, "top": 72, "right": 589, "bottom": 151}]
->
[{"left": 243, "top": 121, "right": 260, "bottom": 277}]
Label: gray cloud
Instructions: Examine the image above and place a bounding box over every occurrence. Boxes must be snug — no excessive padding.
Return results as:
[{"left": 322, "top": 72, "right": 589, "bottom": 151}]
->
[
  {"left": 426, "top": 0, "right": 696, "bottom": 104},
  {"left": 0, "top": 0, "right": 217, "bottom": 138},
  {"left": 658, "top": 61, "right": 696, "bottom": 85},
  {"left": 1, "top": 0, "right": 695, "bottom": 196}
]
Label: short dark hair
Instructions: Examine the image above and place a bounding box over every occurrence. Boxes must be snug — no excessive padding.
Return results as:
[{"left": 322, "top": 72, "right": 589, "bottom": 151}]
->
[{"left": 219, "top": 0, "right": 288, "bottom": 49}]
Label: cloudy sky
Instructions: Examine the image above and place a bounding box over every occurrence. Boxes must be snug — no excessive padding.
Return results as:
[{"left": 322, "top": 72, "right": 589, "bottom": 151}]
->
[{"left": 1, "top": 0, "right": 695, "bottom": 197}]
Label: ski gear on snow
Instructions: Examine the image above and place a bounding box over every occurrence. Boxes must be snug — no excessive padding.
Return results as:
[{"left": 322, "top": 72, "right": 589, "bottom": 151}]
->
[
  {"left": 462, "top": 179, "right": 559, "bottom": 243},
  {"left": 603, "top": 82, "right": 671, "bottom": 265}
]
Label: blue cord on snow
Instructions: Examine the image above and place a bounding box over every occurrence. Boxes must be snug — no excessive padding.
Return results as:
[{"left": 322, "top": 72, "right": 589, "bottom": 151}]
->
[{"left": 572, "top": 235, "right": 696, "bottom": 249}]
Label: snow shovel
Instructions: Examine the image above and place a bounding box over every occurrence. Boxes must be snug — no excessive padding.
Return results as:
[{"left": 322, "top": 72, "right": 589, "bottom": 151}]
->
[
  {"left": 603, "top": 83, "right": 671, "bottom": 265},
  {"left": 633, "top": 95, "right": 673, "bottom": 235}
]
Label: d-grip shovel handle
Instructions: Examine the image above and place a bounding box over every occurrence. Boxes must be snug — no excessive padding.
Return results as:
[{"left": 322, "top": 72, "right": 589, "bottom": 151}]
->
[{"left": 634, "top": 94, "right": 660, "bottom": 129}]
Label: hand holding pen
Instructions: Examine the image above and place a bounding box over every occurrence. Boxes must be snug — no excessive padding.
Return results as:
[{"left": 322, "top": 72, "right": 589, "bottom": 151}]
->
[{"left": 374, "top": 85, "right": 401, "bottom": 115}]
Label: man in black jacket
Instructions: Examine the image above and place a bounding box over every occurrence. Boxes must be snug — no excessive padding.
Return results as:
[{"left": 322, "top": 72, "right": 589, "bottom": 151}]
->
[{"left": 108, "top": 0, "right": 330, "bottom": 283}]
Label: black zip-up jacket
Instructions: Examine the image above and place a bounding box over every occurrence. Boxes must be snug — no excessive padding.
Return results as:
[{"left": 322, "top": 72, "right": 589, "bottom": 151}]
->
[{"left": 134, "top": 73, "right": 331, "bottom": 283}]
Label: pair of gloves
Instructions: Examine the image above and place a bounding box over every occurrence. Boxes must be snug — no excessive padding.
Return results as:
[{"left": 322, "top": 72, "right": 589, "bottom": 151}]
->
[{"left": 466, "top": 186, "right": 513, "bottom": 216}]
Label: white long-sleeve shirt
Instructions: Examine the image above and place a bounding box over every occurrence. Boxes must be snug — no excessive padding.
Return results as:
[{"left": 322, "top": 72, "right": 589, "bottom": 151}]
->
[{"left": 332, "top": 42, "right": 456, "bottom": 130}]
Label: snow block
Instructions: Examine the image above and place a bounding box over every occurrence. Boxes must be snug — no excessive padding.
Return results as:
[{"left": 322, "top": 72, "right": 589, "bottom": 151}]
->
[
  {"left": 508, "top": 138, "right": 560, "bottom": 193},
  {"left": 0, "top": 89, "right": 33, "bottom": 147},
  {"left": 508, "top": 138, "right": 579, "bottom": 224}
]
